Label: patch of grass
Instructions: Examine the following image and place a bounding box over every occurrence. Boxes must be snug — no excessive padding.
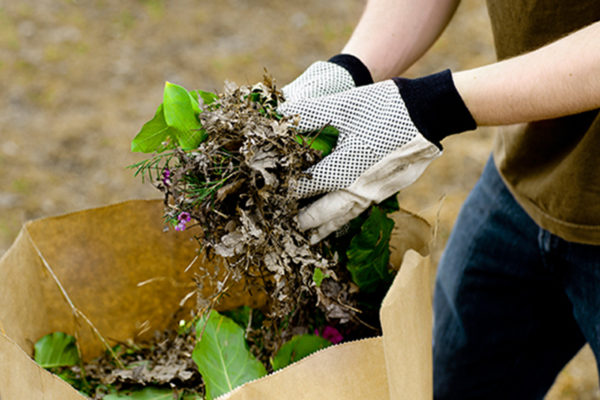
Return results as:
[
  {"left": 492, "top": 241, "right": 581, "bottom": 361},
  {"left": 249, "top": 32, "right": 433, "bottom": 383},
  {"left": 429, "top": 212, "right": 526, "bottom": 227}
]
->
[
  {"left": 141, "top": 0, "right": 165, "bottom": 19},
  {"left": 0, "top": 11, "right": 20, "bottom": 50},
  {"left": 76, "top": 41, "right": 89, "bottom": 54},
  {"left": 15, "top": 3, "right": 34, "bottom": 19},
  {"left": 43, "top": 44, "right": 65, "bottom": 63},
  {"left": 11, "top": 178, "right": 32, "bottom": 195},
  {"left": 36, "top": 85, "right": 58, "bottom": 107},
  {"left": 116, "top": 9, "right": 136, "bottom": 32},
  {"left": 15, "top": 59, "right": 37, "bottom": 77}
]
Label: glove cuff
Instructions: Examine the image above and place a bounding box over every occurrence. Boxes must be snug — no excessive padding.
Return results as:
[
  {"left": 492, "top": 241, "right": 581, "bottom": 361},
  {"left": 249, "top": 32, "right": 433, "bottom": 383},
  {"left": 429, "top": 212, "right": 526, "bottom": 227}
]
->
[
  {"left": 392, "top": 70, "right": 476, "bottom": 147},
  {"left": 328, "top": 54, "right": 374, "bottom": 87}
]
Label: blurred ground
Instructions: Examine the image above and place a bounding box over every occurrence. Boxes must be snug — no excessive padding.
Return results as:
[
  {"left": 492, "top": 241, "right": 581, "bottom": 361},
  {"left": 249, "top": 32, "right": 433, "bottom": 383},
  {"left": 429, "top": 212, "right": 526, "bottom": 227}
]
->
[{"left": 0, "top": 0, "right": 597, "bottom": 398}]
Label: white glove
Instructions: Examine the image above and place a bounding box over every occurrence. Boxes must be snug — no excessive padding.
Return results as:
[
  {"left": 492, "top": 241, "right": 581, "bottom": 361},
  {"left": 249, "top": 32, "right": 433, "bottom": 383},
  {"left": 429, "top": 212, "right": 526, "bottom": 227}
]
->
[
  {"left": 279, "top": 70, "right": 476, "bottom": 243},
  {"left": 281, "top": 54, "right": 373, "bottom": 102}
]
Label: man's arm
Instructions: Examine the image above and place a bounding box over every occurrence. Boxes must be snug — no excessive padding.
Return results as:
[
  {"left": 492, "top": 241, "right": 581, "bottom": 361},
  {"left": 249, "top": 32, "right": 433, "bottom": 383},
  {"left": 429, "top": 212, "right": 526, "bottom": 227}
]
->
[
  {"left": 281, "top": 0, "right": 460, "bottom": 101},
  {"left": 343, "top": 1, "right": 600, "bottom": 125},
  {"left": 284, "top": 8, "right": 600, "bottom": 240},
  {"left": 342, "top": 0, "right": 461, "bottom": 81},
  {"left": 454, "top": 20, "right": 600, "bottom": 125}
]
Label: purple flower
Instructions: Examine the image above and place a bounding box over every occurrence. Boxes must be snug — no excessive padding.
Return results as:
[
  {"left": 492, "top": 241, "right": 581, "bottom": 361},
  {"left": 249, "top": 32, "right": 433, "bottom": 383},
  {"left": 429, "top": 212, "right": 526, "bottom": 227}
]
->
[
  {"left": 178, "top": 212, "right": 191, "bottom": 223},
  {"left": 173, "top": 212, "right": 192, "bottom": 232},
  {"left": 162, "top": 169, "right": 172, "bottom": 186},
  {"left": 315, "top": 325, "right": 343, "bottom": 344}
]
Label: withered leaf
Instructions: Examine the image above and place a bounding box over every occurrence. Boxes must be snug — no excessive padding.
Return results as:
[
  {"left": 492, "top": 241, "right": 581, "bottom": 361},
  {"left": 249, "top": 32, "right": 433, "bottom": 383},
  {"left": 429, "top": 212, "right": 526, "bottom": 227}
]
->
[{"left": 216, "top": 178, "right": 245, "bottom": 202}]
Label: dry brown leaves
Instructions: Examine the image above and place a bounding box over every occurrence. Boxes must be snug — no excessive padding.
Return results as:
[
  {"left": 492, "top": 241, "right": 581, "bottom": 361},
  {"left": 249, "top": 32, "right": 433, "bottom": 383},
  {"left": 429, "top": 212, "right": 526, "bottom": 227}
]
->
[
  {"left": 75, "top": 329, "right": 203, "bottom": 399},
  {"left": 161, "top": 74, "right": 357, "bottom": 326}
]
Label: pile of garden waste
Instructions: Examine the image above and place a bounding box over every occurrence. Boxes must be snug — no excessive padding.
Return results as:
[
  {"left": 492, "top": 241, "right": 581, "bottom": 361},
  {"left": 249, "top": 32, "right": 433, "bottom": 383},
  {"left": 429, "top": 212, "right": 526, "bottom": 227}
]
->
[{"left": 33, "top": 74, "right": 402, "bottom": 399}]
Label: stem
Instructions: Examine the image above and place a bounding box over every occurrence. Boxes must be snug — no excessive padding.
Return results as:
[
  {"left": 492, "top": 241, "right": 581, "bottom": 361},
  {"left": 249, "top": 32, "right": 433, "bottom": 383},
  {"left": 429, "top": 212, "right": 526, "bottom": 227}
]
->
[{"left": 306, "top": 122, "right": 332, "bottom": 148}]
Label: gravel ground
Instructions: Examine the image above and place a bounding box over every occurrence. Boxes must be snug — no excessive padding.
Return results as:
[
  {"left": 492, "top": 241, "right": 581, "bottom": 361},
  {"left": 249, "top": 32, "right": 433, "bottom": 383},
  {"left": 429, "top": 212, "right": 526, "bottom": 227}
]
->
[{"left": 0, "top": 0, "right": 597, "bottom": 397}]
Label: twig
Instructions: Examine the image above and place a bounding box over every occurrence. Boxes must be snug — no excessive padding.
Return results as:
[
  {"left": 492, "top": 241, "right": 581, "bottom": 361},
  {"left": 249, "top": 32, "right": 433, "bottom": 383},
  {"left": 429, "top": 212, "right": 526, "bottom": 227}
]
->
[
  {"left": 306, "top": 122, "right": 333, "bottom": 148},
  {"left": 136, "top": 276, "right": 192, "bottom": 288},
  {"left": 184, "top": 254, "right": 199, "bottom": 273},
  {"left": 136, "top": 320, "right": 151, "bottom": 337},
  {"left": 179, "top": 290, "right": 196, "bottom": 307}
]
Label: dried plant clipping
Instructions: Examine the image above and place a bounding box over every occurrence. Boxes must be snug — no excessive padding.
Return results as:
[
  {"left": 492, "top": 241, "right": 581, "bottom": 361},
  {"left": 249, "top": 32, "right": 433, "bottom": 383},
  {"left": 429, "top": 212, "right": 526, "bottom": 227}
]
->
[{"left": 144, "top": 75, "right": 360, "bottom": 335}]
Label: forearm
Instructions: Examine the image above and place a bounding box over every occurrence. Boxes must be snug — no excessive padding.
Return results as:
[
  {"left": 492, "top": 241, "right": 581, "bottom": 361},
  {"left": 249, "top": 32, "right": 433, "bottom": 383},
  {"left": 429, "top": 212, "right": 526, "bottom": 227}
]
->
[
  {"left": 342, "top": 0, "right": 460, "bottom": 81},
  {"left": 454, "top": 20, "right": 600, "bottom": 126}
]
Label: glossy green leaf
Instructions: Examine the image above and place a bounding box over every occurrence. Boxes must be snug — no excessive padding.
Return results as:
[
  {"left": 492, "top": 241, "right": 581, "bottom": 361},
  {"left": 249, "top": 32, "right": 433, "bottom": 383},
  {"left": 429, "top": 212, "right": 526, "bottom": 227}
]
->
[
  {"left": 271, "top": 334, "right": 331, "bottom": 371},
  {"left": 131, "top": 104, "right": 178, "bottom": 153},
  {"left": 192, "top": 310, "right": 267, "bottom": 400},
  {"left": 103, "top": 387, "right": 174, "bottom": 400},
  {"left": 346, "top": 205, "right": 396, "bottom": 292},
  {"left": 163, "top": 81, "right": 205, "bottom": 149},
  {"left": 34, "top": 332, "right": 80, "bottom": 369}
]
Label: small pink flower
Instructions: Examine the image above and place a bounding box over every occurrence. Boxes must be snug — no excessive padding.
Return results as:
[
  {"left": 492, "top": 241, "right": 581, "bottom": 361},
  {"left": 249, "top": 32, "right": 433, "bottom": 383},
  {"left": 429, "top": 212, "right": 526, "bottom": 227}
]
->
[
  {"left": 162, "top": 169, "right": 172, "bottom": 186},
  {"left": 173, "top": 212, "right": 192, "bottom": 232},
  {"left": 315, "top": 325, "right": 343, "bottom": 344},
  {"left": 178, "top": 212, "right": 191, "bottom": 222}
]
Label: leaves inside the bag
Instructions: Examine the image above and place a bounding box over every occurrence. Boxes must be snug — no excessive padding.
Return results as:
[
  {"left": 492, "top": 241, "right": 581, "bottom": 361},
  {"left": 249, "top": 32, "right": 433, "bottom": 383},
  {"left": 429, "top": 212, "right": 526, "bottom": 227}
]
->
[
  {"left": 34, "top": 332, "right": 80, "bottom": 369},
  {"left": 192, "top": 310, "right": 267, "bottom": 400},
  {"left": 271, "top": 334, "right": 331, "bottom": 371}
]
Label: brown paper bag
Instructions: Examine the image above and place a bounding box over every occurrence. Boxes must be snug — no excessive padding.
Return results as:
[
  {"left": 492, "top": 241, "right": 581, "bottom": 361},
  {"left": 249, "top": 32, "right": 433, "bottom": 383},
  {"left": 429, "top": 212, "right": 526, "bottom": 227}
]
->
[{"left": 0, "top": 200, "right": 433, "bottom": 400}]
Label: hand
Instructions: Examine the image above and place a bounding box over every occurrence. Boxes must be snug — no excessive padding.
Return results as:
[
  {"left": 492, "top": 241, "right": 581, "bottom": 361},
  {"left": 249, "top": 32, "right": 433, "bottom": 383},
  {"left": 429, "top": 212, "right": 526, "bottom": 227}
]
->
[
  {"left": 281, "top": 54, "right": 373, "bottom": 103},
  {"left": 279, "top": 70, "right": 476, "bottom": 243}
]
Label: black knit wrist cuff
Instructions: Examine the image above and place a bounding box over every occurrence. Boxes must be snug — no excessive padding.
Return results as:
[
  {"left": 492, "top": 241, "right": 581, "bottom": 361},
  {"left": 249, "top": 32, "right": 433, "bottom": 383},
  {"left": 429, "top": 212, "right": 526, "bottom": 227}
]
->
[
  {"left": 328, "top": 54, "right": 374, "bottom": 87},
  {"left": 392, "top": 70, "right": 476, "bottom": 147}
]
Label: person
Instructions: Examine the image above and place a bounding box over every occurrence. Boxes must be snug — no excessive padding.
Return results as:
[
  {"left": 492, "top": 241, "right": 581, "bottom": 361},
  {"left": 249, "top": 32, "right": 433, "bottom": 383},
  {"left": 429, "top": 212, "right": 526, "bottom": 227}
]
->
[{"left": 278, "top": 0, "right": 600, "bottom": 398}]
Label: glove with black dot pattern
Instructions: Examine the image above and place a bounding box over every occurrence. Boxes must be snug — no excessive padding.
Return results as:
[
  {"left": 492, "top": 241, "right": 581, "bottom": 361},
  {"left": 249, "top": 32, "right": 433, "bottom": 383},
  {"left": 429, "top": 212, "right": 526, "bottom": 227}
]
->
[
  {"left": 281, "top": 54, "right": 373, "bottom": 102},
  {"left": 279, "top": 69, "right": 476, "bottom": 243}
]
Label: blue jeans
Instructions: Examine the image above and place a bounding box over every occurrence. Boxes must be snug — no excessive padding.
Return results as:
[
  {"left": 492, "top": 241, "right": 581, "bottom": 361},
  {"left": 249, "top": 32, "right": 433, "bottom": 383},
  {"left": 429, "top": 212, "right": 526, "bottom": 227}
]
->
[{"left": 433, "top": 156, "right": 600, "bottom": 399}]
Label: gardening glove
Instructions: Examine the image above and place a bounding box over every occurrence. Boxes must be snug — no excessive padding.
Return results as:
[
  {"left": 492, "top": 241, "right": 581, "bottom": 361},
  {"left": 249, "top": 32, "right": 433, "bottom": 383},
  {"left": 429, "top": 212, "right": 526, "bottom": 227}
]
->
[
  {"left": 281, "top": 54, "right": 373, "bottom": 102},
  {"left": 279, "top": 69, "right": 476, "bottom": 243}
]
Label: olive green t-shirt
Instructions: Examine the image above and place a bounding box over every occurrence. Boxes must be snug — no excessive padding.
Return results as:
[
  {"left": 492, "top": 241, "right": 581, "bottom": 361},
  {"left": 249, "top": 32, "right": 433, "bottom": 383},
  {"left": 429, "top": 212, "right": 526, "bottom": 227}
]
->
[{"left": 486, "top": 0, "right": 600, "bottom": 244}]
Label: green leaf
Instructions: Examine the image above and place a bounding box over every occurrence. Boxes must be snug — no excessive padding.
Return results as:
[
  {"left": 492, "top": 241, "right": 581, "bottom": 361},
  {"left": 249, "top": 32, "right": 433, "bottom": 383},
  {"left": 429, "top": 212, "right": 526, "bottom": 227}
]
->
[
  {"left": 312, "top": 268, "right": 327, "bottom": 287},
  {"left": 34, "top": 332, "right": 80, "bottom": 369},
  {"left": 181, "top": 393, "right": 204, "bottom": 400},
  {"left": 271, "top": 334, "right": 331, "bottom": 371},
  {"left": 131, "top": 104, "right": 176, "bottom": 153},
  {"left": 377, "top": 194, "right": 400, "bottom": 214},
  {"left": 103, "top": 387, "right": 174, "bottom": 400},
  {"left": 193, "top": 310, "right": 267, "bottom": 400},
  {"left": 315, "top": 125, "right": 340, "bottom": 152},
  {"left": 55, "top": 369, "right": 79, "bottom": 385},
  {"left": 346, "top": 205, "right": 396, "bottom": 292},
  {"left": 191, "top": 89, "right": 218, "bottom": 106},
  {"left": 295, "top": 125, "right": 339, "bottom": 157},
  {"left": 222, "top": 305, "right": 252, "bottom": 329},
  {"left": 131, "top": 83, "right": 212, "bottom": 153},
  {"left": 163, "top": 81, "right": 205, "bottom": 149},
  {"left": 304, "top": 135, "right": 333, "bottom": 156}
]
